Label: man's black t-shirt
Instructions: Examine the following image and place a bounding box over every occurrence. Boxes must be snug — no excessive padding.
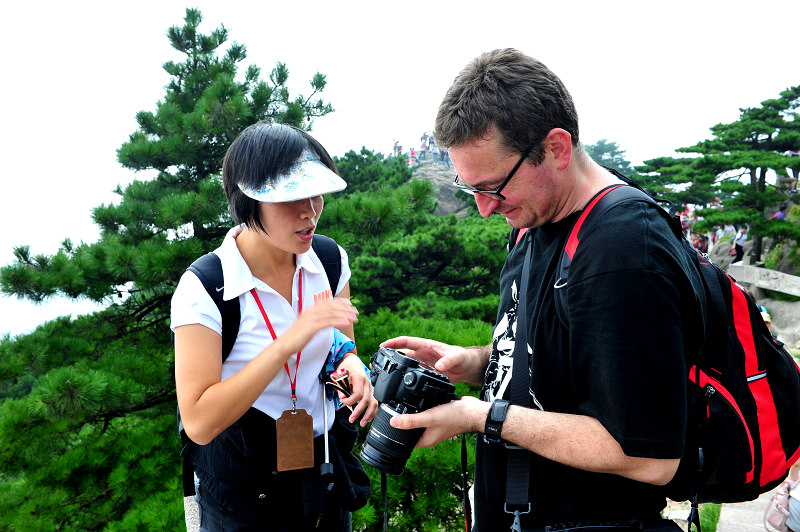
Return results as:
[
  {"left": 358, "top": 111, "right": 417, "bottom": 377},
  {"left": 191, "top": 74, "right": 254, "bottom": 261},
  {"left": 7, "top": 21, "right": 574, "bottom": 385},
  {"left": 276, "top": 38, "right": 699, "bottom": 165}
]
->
[{"left": 475, "top": 192, "right": 704, "bottom": 529}]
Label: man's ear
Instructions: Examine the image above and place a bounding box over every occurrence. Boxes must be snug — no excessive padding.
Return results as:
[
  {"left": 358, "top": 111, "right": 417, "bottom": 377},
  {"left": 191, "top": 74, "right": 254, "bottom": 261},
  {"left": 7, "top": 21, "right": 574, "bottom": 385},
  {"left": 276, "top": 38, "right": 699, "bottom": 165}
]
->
[{"left": 545, "top": 128, "right": 572, "bottom": 170}]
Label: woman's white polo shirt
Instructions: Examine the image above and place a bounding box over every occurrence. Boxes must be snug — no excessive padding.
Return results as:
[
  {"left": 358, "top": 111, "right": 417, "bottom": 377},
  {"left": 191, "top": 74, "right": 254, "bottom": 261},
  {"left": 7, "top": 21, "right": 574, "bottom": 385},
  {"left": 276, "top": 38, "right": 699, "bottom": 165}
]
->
[{"left": 171, "top": 225, "right": 352, "bottom": 436}]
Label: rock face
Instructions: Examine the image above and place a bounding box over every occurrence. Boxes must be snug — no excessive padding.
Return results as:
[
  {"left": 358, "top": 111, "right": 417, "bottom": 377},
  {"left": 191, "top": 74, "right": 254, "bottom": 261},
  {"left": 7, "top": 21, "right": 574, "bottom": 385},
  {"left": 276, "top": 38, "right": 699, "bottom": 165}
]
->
[{"left": 410, "top": 158, "right": 469, "bottom": 217}]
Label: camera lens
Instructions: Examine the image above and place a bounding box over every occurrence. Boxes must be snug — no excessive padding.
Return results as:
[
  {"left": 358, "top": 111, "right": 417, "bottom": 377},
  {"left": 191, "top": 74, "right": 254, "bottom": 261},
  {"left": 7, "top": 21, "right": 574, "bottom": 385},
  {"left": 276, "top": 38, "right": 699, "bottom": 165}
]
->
[{"left": 360, "top": 404, "right": 424, "bottom": 475}]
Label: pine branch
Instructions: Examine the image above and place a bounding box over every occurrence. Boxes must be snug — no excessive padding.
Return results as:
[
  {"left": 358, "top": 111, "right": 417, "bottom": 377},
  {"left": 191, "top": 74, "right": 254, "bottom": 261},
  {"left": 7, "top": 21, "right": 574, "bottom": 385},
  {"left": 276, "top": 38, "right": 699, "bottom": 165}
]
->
[{"left": 98, "top": 388, "right": 175, "bottom": 432}]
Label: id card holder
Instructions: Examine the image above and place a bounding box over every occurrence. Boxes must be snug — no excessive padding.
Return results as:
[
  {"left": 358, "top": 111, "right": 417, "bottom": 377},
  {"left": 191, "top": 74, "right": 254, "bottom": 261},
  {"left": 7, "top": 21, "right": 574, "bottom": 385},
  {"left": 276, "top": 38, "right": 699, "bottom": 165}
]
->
[{"left": 276, "top": 408, "right": 314, "bottom": 471}]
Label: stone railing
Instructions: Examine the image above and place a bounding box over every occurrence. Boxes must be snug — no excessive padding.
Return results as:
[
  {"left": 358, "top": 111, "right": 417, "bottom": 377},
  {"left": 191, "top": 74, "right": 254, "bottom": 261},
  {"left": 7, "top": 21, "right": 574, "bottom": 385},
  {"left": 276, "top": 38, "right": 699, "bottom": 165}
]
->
[{"left": 727, "top": 263, "right": 800, "bottom": 297}]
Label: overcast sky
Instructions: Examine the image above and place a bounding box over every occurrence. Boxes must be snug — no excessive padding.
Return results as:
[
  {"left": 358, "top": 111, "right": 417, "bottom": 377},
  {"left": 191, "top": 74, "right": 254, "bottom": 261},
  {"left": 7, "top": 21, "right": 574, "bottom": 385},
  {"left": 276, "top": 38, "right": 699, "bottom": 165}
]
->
[{"left": 1, "top": 0, "right": 797, "bottom": 336}]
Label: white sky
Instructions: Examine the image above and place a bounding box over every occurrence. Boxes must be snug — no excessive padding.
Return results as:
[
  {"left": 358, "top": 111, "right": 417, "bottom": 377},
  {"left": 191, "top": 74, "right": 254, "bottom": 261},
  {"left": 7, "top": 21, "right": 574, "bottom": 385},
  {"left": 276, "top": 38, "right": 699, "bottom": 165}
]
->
[{"left": 1, "top": 0, "right": 797, "bottom": 336}]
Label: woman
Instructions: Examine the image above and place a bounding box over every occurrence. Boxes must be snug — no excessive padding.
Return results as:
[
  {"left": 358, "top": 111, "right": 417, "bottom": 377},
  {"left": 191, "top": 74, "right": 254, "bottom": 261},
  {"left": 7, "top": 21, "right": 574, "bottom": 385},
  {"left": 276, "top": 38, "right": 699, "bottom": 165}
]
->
[{"left": 172, "top": 122, "right": 377, "bottom": 531}]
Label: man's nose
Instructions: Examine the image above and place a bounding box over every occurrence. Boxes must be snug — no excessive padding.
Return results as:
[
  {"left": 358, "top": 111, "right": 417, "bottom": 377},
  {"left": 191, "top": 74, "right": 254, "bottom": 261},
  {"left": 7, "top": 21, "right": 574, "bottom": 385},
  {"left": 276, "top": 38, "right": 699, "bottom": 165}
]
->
[{"left": 474, "top": 194, "right": 500, "bottom": 218}]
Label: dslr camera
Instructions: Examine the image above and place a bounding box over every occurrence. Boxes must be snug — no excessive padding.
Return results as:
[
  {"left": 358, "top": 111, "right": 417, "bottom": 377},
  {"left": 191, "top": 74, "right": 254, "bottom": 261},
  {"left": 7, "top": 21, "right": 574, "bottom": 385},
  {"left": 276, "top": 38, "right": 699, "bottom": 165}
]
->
[{"left": 360, "top": 347, "right": 457, "bottom": 474}]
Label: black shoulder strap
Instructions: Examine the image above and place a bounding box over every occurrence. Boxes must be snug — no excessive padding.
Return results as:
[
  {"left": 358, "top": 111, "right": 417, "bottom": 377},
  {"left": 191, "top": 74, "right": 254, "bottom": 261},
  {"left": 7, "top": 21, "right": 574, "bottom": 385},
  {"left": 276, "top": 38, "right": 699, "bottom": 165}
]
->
[
  {"left": 312, "top": 234, "right": 342, "bottom": 294},
  {"left": 508, "top": 228, "right": 521, "bottom": 252},
  {"left": 187, "top": 252, "right": 241, "bottom": 362},
  {"left": 505, "top": 235, "right": 533, "bottom": 525}
]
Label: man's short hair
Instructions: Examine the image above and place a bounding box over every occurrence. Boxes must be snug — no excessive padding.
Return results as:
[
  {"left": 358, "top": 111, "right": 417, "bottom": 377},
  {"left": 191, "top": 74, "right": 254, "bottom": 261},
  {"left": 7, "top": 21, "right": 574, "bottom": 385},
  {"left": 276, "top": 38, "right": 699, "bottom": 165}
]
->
[
  {"left": 434, "top": 48, "right": 580, "bottom": 165},
  {"left": 222, "top": 121, "right": 338, "bottom": 233}
]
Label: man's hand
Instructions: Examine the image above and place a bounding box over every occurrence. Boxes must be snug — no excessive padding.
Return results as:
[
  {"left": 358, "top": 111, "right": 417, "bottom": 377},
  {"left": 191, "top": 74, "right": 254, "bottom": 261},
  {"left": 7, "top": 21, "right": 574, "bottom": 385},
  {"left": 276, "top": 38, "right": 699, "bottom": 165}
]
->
[
  {"left": 388, "top": 396, "right": 490, "bottom": 447},
  {"left": 380, "top": 336, "right": 489, "bottom": 386}
]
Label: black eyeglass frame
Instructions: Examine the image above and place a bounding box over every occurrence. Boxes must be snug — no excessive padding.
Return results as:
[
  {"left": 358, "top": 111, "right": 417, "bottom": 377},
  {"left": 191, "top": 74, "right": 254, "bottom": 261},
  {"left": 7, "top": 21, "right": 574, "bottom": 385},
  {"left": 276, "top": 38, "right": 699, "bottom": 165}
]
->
[{"left": 452, "top": 142, "right": 536, "bottom": 201}]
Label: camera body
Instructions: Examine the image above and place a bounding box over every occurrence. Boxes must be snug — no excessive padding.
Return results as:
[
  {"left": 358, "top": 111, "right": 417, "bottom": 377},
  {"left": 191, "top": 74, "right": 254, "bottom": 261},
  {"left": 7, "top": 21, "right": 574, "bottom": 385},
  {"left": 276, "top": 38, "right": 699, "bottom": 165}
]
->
[
  {"left": 361, "top": 347, "right": 456, "bottom": 474},
  {"left": 370, "top": 347, "right": 456, "bottom": 413}
]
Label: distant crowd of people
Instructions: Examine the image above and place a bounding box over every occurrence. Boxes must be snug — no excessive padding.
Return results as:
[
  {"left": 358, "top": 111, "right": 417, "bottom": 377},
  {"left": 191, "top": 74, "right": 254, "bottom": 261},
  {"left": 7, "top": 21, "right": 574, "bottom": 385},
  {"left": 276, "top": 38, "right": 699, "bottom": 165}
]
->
[
  {"left": 681, "top": 195, "right": 795, "bottom": 266},
  {"left": 392, "top": 132, "right": 451, "bottom": 169}
]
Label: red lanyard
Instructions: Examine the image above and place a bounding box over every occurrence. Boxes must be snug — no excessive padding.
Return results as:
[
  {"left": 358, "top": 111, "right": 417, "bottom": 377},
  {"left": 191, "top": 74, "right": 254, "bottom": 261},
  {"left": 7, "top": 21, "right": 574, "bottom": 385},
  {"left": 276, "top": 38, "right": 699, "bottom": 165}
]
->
[{"left": 250, "top": 271, "right": 303, "bottom": 405}]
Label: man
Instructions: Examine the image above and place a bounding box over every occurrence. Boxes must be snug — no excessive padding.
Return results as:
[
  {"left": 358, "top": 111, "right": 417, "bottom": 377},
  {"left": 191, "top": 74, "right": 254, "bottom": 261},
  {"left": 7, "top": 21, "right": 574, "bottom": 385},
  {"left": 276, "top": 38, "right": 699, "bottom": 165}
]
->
[{"left": 382, "top": 49, "right": 704, "bottom": 530}]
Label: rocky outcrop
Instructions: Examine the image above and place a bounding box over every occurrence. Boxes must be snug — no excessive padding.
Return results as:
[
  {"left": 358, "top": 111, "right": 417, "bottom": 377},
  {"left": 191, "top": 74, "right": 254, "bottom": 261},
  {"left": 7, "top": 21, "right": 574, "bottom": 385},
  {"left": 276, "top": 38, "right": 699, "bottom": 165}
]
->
[{"left": 410, "top": 157, "right": 469, "bottom": 217}]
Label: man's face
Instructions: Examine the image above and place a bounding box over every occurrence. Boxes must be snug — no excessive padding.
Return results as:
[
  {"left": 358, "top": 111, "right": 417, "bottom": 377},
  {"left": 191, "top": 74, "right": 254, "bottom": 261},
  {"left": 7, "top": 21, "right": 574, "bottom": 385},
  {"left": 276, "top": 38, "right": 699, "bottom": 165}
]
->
[{"left": 449, "top": 133, "right": 560, "bottom": 229}]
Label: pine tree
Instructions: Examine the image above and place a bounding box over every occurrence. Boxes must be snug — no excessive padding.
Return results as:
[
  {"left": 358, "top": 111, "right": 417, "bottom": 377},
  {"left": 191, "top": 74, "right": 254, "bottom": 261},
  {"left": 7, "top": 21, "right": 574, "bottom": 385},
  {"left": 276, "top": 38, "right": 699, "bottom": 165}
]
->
[
  {"left": 583, "top": 138, "right": 635, "bottom": 176},
  {"left": 0, "top": 8, "right": 333, "bottom": 529},
  {"left": 637, "top": 86, "right": 800, "bottom": 259}
]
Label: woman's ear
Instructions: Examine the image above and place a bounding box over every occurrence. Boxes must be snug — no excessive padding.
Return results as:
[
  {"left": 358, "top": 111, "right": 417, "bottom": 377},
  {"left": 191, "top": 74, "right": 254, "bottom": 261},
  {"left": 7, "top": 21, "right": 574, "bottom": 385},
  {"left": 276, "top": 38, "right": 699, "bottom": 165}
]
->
[{"left": 545, "top": 128, "right": 572, "bottom": 171}]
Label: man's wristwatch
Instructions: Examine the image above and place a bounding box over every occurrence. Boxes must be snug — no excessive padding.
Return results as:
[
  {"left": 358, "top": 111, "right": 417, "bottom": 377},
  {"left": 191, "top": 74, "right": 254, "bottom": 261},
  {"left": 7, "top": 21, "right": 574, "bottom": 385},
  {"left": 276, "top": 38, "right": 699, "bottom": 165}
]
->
[{"left": 483, "top": 399, "right": 510, "bottom": 443}]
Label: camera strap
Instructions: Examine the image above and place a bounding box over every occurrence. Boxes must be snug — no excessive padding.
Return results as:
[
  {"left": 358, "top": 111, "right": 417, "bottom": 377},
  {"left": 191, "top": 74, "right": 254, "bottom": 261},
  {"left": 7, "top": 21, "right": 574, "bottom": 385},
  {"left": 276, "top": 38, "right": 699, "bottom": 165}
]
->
[{"left": 505, "top": 234, "right": 533, "bottom": 531}]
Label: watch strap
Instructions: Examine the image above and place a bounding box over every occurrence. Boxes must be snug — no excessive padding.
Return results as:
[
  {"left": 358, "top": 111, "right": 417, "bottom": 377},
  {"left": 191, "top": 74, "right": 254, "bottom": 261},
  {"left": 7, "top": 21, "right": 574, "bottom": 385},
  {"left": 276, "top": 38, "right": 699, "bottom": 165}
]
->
[{"left": 484, "top": 399, "right": 510, "bottom": 443}]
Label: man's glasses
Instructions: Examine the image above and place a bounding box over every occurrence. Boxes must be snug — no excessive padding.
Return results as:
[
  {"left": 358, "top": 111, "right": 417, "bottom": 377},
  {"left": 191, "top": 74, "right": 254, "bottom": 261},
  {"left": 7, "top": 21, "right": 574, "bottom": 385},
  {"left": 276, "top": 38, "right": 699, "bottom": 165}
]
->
[{"left": 452, "top": 143, "right": 536, "bottom": 201}]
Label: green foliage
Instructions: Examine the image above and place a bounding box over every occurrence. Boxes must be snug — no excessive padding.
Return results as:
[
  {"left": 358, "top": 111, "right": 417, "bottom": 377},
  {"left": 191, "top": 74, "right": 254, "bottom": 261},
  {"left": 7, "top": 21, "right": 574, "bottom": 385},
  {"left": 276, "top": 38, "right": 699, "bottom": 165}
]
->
[
  {"left": 700, "top": 503, "right": 721, "bottom": 532},
  {"left": 0, "top": 314, "right": 181, "bottom": 529},
  {"left": 335, "top": 150, "right": 415, "bottom": 195},
  {"left": 584, "top": 138, "right": 635, "bottom": 176},
  {"left": 791, "top": 242, "right": 800, "bottom": 270},
  {"left": 790, "top": 205, "right": 800, "bottom": 224},
  {"left": 765, "top": 246, "right": 784, "bottom": 270},
  {"left": 356, "top": 309, "right": 494, "bottom": 363},
  {"left": 319, "top": 177, "right": 509, "bottom": 315},
  {"left": 764, "top": 289, "right": 800, "bottom": 302},
  {"left": 397, "top": 292, "right": 500, "bottom": 324}
]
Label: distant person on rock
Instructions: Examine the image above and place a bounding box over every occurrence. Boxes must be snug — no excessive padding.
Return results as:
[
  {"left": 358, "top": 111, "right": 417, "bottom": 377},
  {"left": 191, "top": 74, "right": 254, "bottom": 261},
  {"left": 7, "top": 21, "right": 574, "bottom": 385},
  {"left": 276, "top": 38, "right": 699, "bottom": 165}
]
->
[
  {"left": 440, "top": 147, "right": 451, "bottom": 169},
  {"left": 731, "top": 225, "right": 748, "bottom": 263}
]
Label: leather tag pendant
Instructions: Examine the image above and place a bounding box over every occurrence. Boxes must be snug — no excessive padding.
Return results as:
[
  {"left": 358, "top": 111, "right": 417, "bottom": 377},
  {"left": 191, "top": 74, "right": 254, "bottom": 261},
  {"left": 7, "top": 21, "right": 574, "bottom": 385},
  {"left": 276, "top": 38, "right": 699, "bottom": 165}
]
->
[{"left": 276, "top": 409, "right": 314, "bottom": 471}]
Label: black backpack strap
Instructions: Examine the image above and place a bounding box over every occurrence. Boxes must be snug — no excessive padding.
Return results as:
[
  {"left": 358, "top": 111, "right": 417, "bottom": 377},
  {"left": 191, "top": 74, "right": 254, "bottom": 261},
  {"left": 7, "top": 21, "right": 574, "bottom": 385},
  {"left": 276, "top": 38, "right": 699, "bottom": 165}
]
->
[
  {"left": 179, "top": 252, "right": 240, "bottom": 496},
  {"left": 311, "top": 234, "right": 342, "bottom": 294},
  {"left": 187, "top": 252, "right": 241, "bottom": 362}
]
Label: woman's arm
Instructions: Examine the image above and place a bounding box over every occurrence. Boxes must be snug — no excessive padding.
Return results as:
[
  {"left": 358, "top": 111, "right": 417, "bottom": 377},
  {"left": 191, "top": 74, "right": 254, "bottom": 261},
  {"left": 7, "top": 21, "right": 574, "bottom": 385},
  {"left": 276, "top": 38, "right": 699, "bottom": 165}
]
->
[{"left": 175, "top": 296, "right": 359, "bottom": 445}]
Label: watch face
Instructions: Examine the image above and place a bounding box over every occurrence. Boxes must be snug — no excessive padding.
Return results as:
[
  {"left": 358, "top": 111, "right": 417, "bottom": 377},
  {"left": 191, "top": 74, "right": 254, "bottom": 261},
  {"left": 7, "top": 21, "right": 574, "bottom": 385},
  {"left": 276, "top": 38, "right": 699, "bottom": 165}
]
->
[{"left": 491, "top": 400, "right": 508, "bottom": 421}]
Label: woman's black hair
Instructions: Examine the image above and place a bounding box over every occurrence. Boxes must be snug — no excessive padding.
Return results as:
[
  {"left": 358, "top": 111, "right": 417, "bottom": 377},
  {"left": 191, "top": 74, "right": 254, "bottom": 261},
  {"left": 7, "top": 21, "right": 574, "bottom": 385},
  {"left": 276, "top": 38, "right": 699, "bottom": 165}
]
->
[{"left": 222, "top": 121, "right": 339, "bottom": 233}]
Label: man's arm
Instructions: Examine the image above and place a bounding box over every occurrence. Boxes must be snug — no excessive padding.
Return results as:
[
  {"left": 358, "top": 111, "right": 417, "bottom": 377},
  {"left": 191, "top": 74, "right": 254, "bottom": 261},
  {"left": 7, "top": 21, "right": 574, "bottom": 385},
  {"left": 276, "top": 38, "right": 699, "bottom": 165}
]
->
[{"left": 390, "top": 397, "right": 679, "bottom": 486}]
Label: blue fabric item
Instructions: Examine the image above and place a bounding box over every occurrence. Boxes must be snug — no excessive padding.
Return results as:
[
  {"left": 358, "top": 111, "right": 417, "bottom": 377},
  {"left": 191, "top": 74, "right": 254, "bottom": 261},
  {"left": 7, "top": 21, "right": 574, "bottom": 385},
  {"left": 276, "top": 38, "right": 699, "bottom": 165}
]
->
[{"left": 320, "top": 329, "right": 370, "bottom": 409}]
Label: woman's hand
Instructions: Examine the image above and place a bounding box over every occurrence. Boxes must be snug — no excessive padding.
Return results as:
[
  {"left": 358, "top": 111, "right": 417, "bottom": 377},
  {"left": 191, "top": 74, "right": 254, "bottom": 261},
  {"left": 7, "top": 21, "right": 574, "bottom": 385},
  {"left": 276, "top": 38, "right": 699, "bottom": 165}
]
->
[
  {"left": 336, "top": 354, "right": 378, "bottom": 426},
  {"left": 277, "top": 298, "right": 359, "bottom": 356}
]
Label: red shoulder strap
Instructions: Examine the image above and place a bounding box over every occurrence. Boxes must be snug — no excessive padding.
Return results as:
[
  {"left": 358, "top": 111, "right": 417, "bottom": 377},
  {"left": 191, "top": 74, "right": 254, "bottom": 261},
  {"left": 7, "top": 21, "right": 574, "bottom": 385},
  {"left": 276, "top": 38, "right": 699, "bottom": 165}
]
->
[{"left": 564, "top": 185, "right": 624, "bottom": 260}]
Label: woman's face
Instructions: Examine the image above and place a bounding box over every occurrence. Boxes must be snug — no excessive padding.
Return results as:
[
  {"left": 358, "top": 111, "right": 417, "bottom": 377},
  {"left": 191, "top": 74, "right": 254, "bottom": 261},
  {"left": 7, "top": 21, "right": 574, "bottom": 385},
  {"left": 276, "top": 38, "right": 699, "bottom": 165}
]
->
[{"left": 258, "top": 195, "right": 324, "bottom": 254}]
